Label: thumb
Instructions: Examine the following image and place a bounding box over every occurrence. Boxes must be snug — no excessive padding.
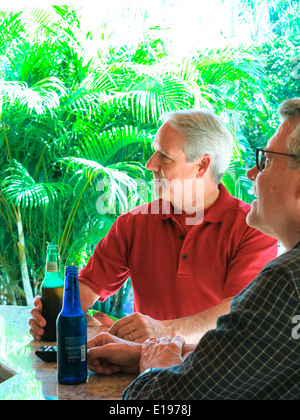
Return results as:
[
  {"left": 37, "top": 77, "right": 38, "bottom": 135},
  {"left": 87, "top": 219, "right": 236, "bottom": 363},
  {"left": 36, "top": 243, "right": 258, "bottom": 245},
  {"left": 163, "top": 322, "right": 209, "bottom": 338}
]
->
[
  {"left": 172, "top": 336, "right": 186, "bottom": 349},
  {"left": 87, "top": 343, "right": 120, "bottom": 362},
  {"left": 87, "top": 332, "right": 112, "bottom": 349}
]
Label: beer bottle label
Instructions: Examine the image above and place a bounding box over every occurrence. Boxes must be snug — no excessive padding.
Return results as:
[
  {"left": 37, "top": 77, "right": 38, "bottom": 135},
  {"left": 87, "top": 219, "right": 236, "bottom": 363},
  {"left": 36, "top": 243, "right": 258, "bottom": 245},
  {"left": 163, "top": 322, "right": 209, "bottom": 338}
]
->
[
  {"left": 46, "top": 262, "right": 59, "bottom": 272},
  {"left": 64, "top": 336, "right": 86, "bottom": 363}
]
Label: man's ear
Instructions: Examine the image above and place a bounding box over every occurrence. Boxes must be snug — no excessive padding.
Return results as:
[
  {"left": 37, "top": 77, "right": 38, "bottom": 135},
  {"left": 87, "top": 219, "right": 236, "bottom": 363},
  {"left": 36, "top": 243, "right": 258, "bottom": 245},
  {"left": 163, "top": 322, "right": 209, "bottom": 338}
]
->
[{"left": 195, "top": 155, "right": 211, "bottom": 178}]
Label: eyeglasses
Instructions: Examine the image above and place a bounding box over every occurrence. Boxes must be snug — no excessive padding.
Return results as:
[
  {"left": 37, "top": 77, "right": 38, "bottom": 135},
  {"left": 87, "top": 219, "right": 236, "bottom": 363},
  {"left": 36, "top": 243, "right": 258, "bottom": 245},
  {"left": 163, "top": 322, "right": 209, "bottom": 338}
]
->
[{"left": 256, "top": 148, "right": 300, "bottom": 172}]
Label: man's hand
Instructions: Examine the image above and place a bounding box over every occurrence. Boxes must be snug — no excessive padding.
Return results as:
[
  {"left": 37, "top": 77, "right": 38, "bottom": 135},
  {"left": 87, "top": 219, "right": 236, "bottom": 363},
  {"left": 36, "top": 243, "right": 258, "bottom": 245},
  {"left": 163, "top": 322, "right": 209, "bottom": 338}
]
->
[
  {"left": 29, "top": 296, "right": 46, "bottom": 341},
  {"left": 109, "top": 312, "right": 170, "bottom": 343},
  {"left": 139, "top": 336, "right": 186, "bottom": 373},
  {"left": 87, "top": 332, "right": 142, "bottom": 375}
]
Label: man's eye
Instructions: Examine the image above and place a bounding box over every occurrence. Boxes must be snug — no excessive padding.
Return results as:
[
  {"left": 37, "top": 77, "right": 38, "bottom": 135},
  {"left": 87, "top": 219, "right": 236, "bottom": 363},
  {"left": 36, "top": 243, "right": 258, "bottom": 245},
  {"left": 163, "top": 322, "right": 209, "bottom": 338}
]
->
[
  {"left": 265, "top": 157, "right": 271, "bottom": 167},
  {"left": 161, "top": 153, "right": 171, "bottom": 160}
]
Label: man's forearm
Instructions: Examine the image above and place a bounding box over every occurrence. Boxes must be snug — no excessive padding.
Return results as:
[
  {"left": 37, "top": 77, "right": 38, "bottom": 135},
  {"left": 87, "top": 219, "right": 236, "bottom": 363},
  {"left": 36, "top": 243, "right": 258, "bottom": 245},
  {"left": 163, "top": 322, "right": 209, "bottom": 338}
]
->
[
  {"left": 164, "top": 297, "right": 233, "bottom": 343},
  {"left": 79, "top": 280, "right": 100, "bottom": 313}
]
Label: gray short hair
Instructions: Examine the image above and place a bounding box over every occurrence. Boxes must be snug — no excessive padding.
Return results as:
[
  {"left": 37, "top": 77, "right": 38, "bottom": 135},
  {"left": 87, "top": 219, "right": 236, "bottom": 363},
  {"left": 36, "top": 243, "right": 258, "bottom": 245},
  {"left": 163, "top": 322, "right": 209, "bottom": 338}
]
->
[
  {"left": 278, "top": 98, "right": 300, "bottom": 169},
  {"left": 162, "top": 110, "right": 233, "bottom": 184}
]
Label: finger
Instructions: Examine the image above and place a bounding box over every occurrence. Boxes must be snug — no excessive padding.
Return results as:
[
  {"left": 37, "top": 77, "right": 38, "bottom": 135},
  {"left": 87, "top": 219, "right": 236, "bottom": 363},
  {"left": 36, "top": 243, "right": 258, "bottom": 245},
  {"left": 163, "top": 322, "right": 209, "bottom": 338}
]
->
[
  {"left": 131, "top": 336, "right": 148, "bottom": 344},
  {"left": 167, "top": 336, "right": 186, "bottom": 353},
  {"left": 109, "top": 316, "right": 133, "bottom": 337},
  {"left": 88, "top": 360, "right": 120, "bottom": 376},
  {"left": 142, "top": 337, "right": 159, "bottom": 350},
  {"left": 109, "top": 315, "right": 133, "bottom": 336},
  {"left": 158, "top": 335, "right": 172, "bottom": 344},
  {"left": 125, "top": 332, "right": 146, "bottom": 343},
  {"left": 94, "top": 365, "right": 120, "bottom": 376},
  {"left": 101, "top": 365, "right": 120, "bottom": 375},
  {"left": 28, "top": 318, "right": 44, "bottom": 340},
  {"left": 33, "top": 295, "right": 43, "bottom": 311},
  {"left": 99, "top": 359, "right": 121, "bottom": 375},
  {"left": 31, "top": 308, "right": 46, "bottom": 328},
  {"left": 172, "top": 336, "right": 186, "bottom": 347},
  {"left": 182, "top": 344, "right": 195, "bottom": 355},
  {"left": 87, "top": 344, "right": 119, "bottom": 363},
  {"left": 118, "top": 323, "right": 140, "bottom": 340},
  {"left": 87, "top": 332, "right": 112, "bottom": 349},
  {"left": 126, "top": 332, "right": 135, "bottom": 342},
  {"left": 87, "top": 336, "right": 102, "bottom": 350},
  {"left": 183, "top": 351, "right": 192, "bottom": 361},
  {"left": 29, "top": 327, "right": 42, "bottom": 341}
]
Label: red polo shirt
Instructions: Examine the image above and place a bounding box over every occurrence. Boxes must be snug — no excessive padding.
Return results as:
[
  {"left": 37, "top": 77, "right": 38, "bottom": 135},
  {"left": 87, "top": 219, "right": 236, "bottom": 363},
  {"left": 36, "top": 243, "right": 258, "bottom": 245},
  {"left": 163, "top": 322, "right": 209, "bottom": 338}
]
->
[{"left": 79, "top": 185, "right": 278, "bottom": 320}]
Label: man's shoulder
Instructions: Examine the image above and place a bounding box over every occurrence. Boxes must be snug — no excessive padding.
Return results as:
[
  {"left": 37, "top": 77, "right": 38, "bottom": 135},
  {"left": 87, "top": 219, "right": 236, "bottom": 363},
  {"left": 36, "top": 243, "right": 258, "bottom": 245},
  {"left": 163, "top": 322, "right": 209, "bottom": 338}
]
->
[
  {"left": 206, "top": 184, "right": 252, "bottom": 224},
  {"left": 217, "top": 187, "right": 277, "bottom": 246},
  {"left": 129, "top": 200, "right": 162, "bottom": 215},
  {"left": 237, "top": 242, "right": 300, "bottom": 303},
  {"left": 263, "top": 242, "right": 300, "bottom": 273},
  {"left": 224, "top": 190, "right": 252, "bottom": 216}
]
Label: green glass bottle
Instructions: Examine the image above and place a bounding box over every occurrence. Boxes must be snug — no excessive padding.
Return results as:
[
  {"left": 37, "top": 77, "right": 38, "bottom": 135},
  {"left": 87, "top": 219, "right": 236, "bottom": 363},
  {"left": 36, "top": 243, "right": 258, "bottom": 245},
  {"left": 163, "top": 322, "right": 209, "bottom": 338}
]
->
[{"left": 41, "top": 245, "right": 64, "bottom": 342}]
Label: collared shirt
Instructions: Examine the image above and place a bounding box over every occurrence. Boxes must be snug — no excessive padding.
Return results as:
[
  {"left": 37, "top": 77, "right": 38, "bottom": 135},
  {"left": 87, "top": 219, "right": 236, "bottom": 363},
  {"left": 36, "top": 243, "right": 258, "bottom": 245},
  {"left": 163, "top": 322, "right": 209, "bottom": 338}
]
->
[
  {"left": 79, "top": 184, "right": 278, "bottom": 320},
  {"left": 123, "top": 242, "right": 300, "bottom": 400}
]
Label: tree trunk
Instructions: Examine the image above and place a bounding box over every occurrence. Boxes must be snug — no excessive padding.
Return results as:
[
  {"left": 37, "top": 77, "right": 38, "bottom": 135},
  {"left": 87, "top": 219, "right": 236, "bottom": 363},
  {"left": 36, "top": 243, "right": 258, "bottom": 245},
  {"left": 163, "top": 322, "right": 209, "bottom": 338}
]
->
[
  {"left": 16, "top": 209, "right": 33, "bottom": 306},
  {"left": 5, "top": 272, "right": 17, "bottom": 305}
]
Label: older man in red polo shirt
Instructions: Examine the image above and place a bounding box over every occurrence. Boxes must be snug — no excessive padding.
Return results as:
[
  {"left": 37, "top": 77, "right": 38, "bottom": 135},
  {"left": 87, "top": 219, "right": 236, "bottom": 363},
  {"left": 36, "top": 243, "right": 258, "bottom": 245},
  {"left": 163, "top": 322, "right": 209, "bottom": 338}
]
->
[{"left": 29, "top": 110, "right": 278, "bottom": 343}]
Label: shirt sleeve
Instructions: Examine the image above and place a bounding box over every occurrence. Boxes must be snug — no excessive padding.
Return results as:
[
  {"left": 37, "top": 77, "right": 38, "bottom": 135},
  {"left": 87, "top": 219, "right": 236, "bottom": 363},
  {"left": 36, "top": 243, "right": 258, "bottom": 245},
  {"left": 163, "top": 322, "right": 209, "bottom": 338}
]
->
[
  {"left": 123, "top": 263, "right": 300, "bottom": 400},
  {"left": 222, "top": 227, "right": 278, "bottom": 299},
  {"left": 78, "top": 215, "right": 130, "bottom": 301}
]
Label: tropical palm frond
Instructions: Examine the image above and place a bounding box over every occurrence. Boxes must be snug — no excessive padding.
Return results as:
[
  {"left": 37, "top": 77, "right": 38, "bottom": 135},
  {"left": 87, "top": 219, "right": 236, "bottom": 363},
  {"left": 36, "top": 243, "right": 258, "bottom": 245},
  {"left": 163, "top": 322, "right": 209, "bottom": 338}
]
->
[
  {"left": 223, "top": 160, "right": 255, "bottom": 204},
  {"left": 111, "top": 66, "right": 195, "bottom": 123},
  {"left": 79, "top": 124, "right": 154, "bottom": 165},
  {"left": 0, "top": 76, "right": 67, "bottom": 115},
  {"left": 63, "top": 70, "right": 117, "bottom": 118},
  {"left": 1, "top": 160, "right": 71, "bottom": 209},
  {"left": 60, "top": 156, "right": 147, "bottom": 214}
]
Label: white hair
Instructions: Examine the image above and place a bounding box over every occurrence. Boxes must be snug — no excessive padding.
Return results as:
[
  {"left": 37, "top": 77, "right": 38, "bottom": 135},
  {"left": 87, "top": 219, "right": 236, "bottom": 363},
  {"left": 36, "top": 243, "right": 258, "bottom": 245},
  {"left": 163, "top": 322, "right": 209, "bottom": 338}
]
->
[
  {"left": 162, "top": 110, "right": 233, "bottom": 184},
  {"left": 278, "top": 98, "right": 300, "bottom": 169}
]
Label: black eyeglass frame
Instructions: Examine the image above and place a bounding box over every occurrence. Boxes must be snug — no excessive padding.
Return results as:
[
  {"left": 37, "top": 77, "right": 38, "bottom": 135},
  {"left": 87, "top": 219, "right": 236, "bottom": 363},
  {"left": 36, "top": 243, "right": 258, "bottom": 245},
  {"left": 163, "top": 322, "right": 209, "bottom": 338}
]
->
[{"left": 256, "top": 148, "right": 300, "bottom": 172}]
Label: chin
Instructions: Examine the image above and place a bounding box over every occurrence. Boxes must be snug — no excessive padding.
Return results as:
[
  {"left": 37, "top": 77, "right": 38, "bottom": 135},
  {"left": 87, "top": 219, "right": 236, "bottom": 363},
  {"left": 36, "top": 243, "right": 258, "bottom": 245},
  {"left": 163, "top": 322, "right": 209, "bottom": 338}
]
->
[
  {"left": 247, "top": 199, "right": 258, "bottom": 225},
  {"left": 247, "top": 211, "right": 272, "bottom": 239},
  {"left": 246, "top": 209, "right": 254, "bottom": 227},
  {"left": 246, "top": 209, "right": 261, "bottom": 231}
]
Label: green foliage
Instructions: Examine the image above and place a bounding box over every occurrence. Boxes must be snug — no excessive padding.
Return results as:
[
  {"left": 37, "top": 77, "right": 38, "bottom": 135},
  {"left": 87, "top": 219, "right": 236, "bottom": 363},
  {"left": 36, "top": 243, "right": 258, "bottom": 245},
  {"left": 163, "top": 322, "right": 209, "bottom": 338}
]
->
[{"left": 0, "top": 2, "right": 296, "bottom": 312}]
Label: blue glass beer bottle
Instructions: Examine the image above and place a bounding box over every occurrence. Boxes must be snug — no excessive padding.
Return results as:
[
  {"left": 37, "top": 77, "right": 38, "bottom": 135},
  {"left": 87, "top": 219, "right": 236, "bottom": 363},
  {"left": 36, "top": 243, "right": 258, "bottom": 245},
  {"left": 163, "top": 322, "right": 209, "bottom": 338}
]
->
[{"left": 56, "top": 266, "right": 87, "bottom": 385}]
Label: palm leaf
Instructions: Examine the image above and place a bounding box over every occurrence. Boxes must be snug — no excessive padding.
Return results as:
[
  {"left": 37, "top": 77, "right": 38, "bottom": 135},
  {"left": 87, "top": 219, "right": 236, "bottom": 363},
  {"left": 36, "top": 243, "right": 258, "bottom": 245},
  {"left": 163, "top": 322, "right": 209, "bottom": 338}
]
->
[
  {"left": 59, "top": 156, "right": 145, "bottom": 213},
  {"left": 116, "top": 71, "right": 195, "bottom": 123},
  {"left": 223, "top": 160, "right": 255, "bottom": 204},
  {"left": 79, "top": 124, "right": 154, "bottom": 165},
  {"left": 1, "top": 160, "right": 71, "bottom": 209},
  {"left": 0, "top": 76, "right": 66, "bottom": 115}
]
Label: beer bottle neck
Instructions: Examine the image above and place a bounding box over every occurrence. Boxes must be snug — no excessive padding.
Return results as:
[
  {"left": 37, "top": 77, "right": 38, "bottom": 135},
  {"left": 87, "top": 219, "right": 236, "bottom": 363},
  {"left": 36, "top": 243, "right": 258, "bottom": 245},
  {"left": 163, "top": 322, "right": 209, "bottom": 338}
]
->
[
  {"left": 46, "top": 260, "right": 59, "bottom": 273},
  {"left": 61, "top": 267, "right": 84, "bottom": 316},
  {"left": 43, "top": 247, "right": 64, "bottom": 288},
  {"left": 46, "top": 247, "right": 59, "bottom": 271}
]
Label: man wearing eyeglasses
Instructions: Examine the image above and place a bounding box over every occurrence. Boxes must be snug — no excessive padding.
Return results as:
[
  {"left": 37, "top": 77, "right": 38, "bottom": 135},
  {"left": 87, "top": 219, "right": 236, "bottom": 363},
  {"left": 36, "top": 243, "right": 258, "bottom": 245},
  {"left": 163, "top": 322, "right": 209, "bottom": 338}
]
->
[
  {"left": 87, "top": 98, "right": 300, "bottom": 400},
  {"left": 248, "top": 141, "right": 300, "bottom": 249}
]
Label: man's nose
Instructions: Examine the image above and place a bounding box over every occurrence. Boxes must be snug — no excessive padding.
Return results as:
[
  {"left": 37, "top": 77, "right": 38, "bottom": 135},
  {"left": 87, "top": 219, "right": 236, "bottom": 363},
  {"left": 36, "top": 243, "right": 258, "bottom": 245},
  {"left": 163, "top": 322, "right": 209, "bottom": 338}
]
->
[
  {"left": 247, "top": 165, "right": 259, "bottom": 181},
  {"left": 146, "top": 152, "right": 160, "bottom": 172}
]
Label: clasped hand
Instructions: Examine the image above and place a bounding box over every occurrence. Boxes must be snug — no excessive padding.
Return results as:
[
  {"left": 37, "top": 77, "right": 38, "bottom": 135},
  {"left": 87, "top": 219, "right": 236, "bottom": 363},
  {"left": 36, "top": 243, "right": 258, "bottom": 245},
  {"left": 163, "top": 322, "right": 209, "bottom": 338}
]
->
[
  {"left": 108, "top": 312, "right": 169, "bottom": 343},
  {"left": 87, "top": 333, "right": 192, "bottom": 376}
]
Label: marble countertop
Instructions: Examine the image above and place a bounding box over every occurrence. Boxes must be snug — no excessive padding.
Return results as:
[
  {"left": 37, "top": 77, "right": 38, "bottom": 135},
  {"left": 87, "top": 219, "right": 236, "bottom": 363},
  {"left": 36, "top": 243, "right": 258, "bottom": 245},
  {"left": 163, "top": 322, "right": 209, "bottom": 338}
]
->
[{"left": 0, "top": 305, "right": 137, "bottom": 400}]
